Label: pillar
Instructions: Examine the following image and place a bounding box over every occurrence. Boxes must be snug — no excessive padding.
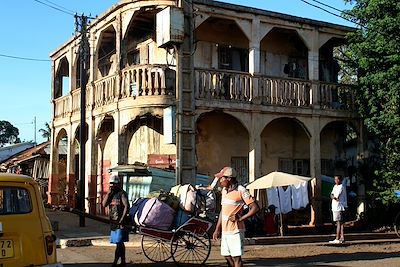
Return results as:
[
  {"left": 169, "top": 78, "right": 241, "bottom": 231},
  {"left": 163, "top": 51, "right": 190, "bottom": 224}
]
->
[{"left": 309, "top": 116, "right": 322, "bottom": 226}]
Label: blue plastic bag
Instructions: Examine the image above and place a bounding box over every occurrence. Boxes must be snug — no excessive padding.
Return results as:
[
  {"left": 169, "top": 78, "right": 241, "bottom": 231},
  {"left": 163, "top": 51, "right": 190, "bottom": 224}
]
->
[{"left": 110, "top": 228, "right": 129, "bottom": 244}]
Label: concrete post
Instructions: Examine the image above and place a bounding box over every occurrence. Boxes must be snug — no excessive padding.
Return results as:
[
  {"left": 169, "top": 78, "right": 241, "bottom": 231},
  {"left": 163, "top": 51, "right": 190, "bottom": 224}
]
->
[{"left": 309, "top": 116, "right": 322, "bottom": 226}]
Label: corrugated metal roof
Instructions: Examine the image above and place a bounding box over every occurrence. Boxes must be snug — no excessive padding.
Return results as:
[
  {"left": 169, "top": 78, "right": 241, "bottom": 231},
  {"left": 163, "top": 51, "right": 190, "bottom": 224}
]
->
[{"left": 0, "top": 141, "right": 50, "bottom": 170}]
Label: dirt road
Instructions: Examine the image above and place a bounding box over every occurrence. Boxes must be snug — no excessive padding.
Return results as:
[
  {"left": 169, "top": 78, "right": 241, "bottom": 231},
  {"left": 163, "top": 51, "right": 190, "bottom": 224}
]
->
[{"left": 58, "top": 241, "right": 400, "bottom": 266}]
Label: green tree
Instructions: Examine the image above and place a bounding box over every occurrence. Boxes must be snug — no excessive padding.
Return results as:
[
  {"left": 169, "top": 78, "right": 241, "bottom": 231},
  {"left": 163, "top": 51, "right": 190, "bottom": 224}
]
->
[
  {"left": 0, "top": 120, "right": 21, "bottom": 146},
  {"left": 39, "top": 122, "right": 51, "bottom": 141},
  {"left": 344, "top": 0, "right": 400, "bottom": 204}
]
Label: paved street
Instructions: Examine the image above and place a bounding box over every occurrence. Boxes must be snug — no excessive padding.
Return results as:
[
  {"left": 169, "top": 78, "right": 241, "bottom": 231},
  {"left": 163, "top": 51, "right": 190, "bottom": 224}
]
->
[{"left": 58, "top": 241, "right": 400, "bottom": 266}]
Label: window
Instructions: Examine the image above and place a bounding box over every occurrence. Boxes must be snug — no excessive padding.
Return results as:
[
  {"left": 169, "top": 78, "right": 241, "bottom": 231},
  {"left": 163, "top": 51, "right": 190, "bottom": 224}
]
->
[
  {"left": 321, "top": 159, "right": 334, "bottom": 176},
  {"left": 127, "top": 50, "right": 140, "bottom": 66},
  {"left": 231, "top": 156, "right": 248, "bottom": 185},
  {"left": 218, "top": 45, "right": 248, "bottom": 72},
  {"left": 278, "top": 158, "right": 294, "bottom": 173},
  {"left": 0, "top": 187, "right": 32, "bottom": 215},
  {"left": 279, "top": 158, "right": 310, "bottom": 176}
]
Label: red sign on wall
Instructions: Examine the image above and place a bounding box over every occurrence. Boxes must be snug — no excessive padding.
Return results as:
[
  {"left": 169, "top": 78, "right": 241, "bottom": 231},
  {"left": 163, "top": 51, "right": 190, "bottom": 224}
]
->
[{"left": 147, "top": 154, "right": 176, "bottom": 169}]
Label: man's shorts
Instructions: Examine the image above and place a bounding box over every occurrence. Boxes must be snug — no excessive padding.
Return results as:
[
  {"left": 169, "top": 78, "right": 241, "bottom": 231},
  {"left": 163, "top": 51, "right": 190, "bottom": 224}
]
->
[
  {"left": 332, "top": 210, "right": 346, "bottom": 222},
  {"left": 221, "top": 232, "right": 244, "bottom": 257}
]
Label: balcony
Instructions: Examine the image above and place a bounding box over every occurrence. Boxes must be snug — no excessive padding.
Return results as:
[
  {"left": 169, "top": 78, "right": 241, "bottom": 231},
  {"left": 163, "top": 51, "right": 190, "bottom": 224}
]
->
[
  {"left": 53, "top": 66, "right": 355, "bottom": 120},
  {"left": 194, "top": 69, "right": 355, "bottom": 111},
  {"left": 53, "top": 64, "right": 175, "bottom": 119}
]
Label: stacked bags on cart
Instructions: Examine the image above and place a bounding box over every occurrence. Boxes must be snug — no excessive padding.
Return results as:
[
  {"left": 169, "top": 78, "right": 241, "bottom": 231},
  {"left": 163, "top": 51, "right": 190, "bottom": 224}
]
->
[
  {"left": 129, "top": 184, "right": 216, "bottom": 230},
  {"left": 129, "top": 191, "right": 179, "bottom": 230},
  {"left": 170, "top": 184, "right": 216, "bottom": 226}
]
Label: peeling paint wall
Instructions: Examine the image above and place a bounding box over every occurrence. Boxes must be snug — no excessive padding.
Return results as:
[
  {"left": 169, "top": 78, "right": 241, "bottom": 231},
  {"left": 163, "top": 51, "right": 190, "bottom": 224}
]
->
[{"left": 196, "top": 112, "right": 249, "bottom": 178}]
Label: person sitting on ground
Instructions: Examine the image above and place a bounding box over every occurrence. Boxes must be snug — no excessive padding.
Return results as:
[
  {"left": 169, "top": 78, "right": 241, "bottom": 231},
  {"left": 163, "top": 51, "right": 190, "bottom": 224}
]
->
[{"left": 264, "top": 205, "right": 279, "bottom": 236}]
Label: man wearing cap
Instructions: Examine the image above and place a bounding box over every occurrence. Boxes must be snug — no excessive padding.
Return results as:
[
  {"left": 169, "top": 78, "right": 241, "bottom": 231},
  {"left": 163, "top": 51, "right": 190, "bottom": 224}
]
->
[
  {"left": 213, "top": 167, "right": 259, "bottom": 267},
  {"left": 102, "top": 175, "right": 129, "bottom": 267}
]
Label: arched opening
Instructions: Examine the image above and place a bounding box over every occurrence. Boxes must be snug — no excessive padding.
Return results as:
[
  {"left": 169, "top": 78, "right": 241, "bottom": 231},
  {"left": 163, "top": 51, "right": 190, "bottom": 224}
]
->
[
  {"left": 261, "top": 117, "right": 311, "bottom": 226},
  {"left": 196, "top": 111, "right": 249, "bottom": 184},
  {"left": 73, "top": 123, "right": 89, "bottom": 210},
  {"left": 124, "top": 114, "right": 164, "bottom": 165},
  {"left": 195, "top": 17, "right": 249, "bottom": 72},
  {"left": 95, "top": 115, "right": 115, "bottom": 215},
  {"left": 320, "top": 120, "right": 359, "bottom": 222},
  {"left": 54, "top": 57, "right": 69, "bottom": 98},
  {"left": 97, "top": 25, "right": 117, "bottom": 78},
  {"left": 53, "top": 128, "right": 68, "bottom": 206},
  {"left": 260, "top": 28, "right": 308, "bottom": 79},
  {"left": 123, "top": 9, "right": 158, "bottom": 67},
  {"left": 261, "top": 118, "right": 310, "bottom": 175},
  {"left": 319, "top": 37, "right": 346, "bottom": 83}
]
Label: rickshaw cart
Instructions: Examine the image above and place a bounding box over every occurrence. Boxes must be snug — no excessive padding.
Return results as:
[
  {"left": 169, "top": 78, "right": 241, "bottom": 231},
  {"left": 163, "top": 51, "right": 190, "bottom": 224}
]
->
[{"left": 138, "top": 216, "right": 213, "bottom": 266}]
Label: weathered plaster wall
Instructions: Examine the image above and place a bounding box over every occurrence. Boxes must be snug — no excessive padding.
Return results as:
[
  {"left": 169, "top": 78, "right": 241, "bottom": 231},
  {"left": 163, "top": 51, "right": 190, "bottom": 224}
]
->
[
  {"left": 261, "top": 119, "right": 310, "bottom": 174},
  {"left": 103, "top": 131, "right": 118, "bottom": 168},
  {"left": 196, "top": 112, "right": 249, "bottom": 177}
]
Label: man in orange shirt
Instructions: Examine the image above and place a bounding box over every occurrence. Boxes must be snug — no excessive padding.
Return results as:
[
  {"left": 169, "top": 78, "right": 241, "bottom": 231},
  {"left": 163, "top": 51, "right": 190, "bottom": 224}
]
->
[{"left": 213, "top": 167, "right": 259, "bottom": 267}]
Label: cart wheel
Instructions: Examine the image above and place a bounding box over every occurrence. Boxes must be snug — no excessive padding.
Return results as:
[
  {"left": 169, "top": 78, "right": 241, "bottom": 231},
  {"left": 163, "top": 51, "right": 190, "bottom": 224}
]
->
[
  {"left": 141, "top": 235, "right": 172, "bottom": 263},
  {"left": 170, "top": 229, "right": 211, "bottom": 266}
]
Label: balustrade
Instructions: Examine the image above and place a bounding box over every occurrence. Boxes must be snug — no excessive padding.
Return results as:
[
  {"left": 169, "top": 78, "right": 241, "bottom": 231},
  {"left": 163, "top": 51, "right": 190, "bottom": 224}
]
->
[
  {"left": 121, "top": 65, "right": 172, "bottom": 98},
  {"left": 93, "top": 75, "right": 118, "bottom": 108},
  {"left": 53, "top": 65, "right": 174, "bottom": 118},
  {"left": 54, "top": 95, "right": 70, "bottom": 118},
  {"left": 195, "top": 69, "right": 353, "bottom": 110},
  {"left": 54, "top": 67, "right": 354, "bottom": 121},
  {"left": 319, "top": 82, "right": 354, "bottom": 110}
]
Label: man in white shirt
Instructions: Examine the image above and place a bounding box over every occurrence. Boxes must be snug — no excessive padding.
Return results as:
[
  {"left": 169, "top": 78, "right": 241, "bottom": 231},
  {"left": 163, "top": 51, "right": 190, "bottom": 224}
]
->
[{"left": 329, "top": 175, "right": 347, "bottom": 244}]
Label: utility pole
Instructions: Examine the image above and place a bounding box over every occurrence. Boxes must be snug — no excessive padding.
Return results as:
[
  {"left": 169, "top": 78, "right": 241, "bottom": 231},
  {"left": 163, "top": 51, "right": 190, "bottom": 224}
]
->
[
  {"left": 176, "top": 0, "right": 196, "bottom": 185},
  {"left": 33, "top": 116, "right": 36, "bottom": 146},
  {"left": 75, "top": 13, "right": 89, "bottom": 227}
]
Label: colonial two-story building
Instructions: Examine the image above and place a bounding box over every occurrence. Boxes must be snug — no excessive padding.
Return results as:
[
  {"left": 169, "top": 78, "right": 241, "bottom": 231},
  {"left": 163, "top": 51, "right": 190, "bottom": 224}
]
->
[{"left": 49, "top": 0, "right": 364, "bottom": 225}]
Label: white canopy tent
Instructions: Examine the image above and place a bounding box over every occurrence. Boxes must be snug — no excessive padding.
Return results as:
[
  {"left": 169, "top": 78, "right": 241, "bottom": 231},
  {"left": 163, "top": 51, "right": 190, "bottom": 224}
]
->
[{"left": 246, "top": 171, "right": 312, "bottom": 236}]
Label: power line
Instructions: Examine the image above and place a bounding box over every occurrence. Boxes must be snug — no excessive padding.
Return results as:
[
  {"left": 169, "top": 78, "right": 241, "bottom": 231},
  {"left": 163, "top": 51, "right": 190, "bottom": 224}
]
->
[
  {"left": 0, "top": 53, "right": 50, "bottom": 62},
  {"left": 300, "top": 0, "right": 347, "bottom": 22},
  {"left": 33, "top": 0, "right": 75, "bottom": 16},
  {"left": 300, "top": 0, "right": 377, "bottom": 31},
  {"left": 309, "top": 0, "right": 344, "bottom": 14},
  {"left": 40, "top": 0, "right": 75, "bottom": 14},
  {"left": 33, "top": 0, "right": 96, "bottom": 20}
]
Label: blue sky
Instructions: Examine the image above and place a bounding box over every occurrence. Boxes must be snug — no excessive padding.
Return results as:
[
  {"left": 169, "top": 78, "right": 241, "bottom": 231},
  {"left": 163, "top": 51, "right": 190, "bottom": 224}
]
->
[{"left": 0, "top": 0, "right": 354, "bottom": 144}]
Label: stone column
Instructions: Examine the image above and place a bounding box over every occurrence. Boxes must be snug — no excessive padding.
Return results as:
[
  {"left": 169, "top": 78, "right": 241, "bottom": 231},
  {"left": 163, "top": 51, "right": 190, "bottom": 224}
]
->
[
  {"left": 248, "top": 113, "right": 262, "bottom": 183},
  {"left": 308, "top": 31, "right": 320, "bottom": 107},
  {"left": 48, "top": 61, "right": 57, "bottom": 205},
  {"left": 86, "top": 113, "right": 96, "bottom": 214},
  {"left": 309, "top": 116, "right": 322, "bottom": 226},
  {"left": 48, "top": 124, "right": 58, "bottom": 205},
  {"left": 249, "top": 17, "right": 261, "bottom": 75},
  {"left": 356, "top": 120, "right": 366, "bottom": 218},
  {"left": 66, "top": 125, "right": 75, "bottom": 208}
]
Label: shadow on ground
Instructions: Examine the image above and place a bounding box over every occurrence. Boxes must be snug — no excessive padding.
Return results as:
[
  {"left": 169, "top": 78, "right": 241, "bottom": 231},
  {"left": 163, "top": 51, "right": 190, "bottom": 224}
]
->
[{"left": 62, "top": 250, "right": 400, "bottom": 266}]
